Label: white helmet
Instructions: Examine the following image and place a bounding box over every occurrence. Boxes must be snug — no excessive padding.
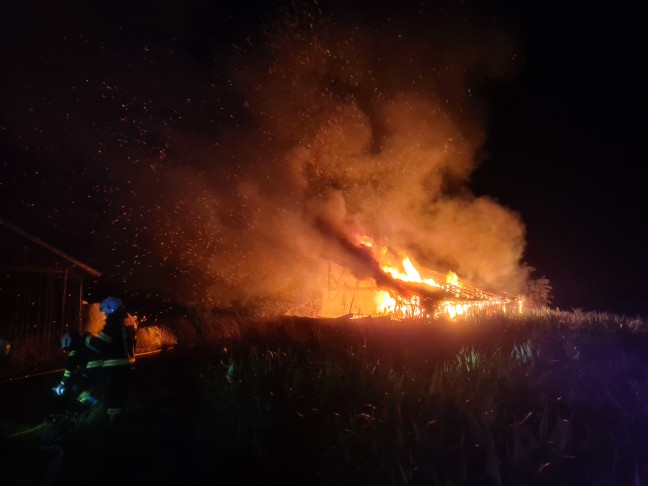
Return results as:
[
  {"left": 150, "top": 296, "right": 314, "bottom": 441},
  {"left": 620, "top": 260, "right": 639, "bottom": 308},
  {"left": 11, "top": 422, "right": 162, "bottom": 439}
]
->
[{"left": 100, "top": 296, "right": 124, "bottom": 315}]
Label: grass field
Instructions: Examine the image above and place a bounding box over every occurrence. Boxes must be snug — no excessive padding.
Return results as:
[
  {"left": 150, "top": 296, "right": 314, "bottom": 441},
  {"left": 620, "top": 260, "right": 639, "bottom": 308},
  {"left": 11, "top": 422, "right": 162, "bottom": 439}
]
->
[{"left": 1, "top": 307, "right": 647, "bottom": 485}]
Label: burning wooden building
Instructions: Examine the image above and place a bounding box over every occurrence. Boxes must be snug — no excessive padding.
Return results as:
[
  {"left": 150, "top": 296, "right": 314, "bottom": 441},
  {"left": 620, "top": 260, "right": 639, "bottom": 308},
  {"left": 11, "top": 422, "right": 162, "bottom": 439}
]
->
[{"left": 317, "top": 233, "right": 523, "bottom": 319}]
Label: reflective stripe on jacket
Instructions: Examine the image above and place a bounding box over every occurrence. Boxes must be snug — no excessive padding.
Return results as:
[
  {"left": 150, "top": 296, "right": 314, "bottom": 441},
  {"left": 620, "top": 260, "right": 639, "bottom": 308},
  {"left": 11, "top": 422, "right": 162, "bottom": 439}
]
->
[
  {"left": 85, "top": 310, "right": 134, "bottom": 370},
  {"left": 103, "top": 358, "right": 131, "bottom": 367}
]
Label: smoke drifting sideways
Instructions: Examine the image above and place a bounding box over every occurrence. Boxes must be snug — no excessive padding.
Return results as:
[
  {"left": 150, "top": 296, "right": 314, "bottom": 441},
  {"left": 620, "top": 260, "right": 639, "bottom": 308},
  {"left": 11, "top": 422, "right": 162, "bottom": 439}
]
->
[
  {"left": 142, "top": 6, "right": 530, "bottom": 315},
  {"left": 2, "top": 3, "right": 530, "bottom": 315}
]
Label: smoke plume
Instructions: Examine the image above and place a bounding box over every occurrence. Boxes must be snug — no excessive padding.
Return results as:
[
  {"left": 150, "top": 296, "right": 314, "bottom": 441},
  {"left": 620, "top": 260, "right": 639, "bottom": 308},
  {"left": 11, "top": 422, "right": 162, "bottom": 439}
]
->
[
  {"left": 145, "top": 4, "right": 529, "bottom": 313},
  {"left": 0, "top": 1, "right": 530, "bottom": 315}
]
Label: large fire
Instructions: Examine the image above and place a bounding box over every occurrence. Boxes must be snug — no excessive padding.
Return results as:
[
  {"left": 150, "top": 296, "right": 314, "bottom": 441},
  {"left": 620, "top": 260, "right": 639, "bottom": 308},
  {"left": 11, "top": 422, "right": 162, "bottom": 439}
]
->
[{"left": 320, "top": 235, "right": 523, "bottom": 320}]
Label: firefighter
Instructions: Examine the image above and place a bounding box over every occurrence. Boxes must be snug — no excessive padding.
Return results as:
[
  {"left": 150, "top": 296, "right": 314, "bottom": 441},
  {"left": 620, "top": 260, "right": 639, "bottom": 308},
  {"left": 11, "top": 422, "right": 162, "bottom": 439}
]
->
[
  {"left": 53, "top": 330, "right": 102, "bottom": 409},
  {"left": 85, "top": 296, "right": 137, "bottom": 424}
]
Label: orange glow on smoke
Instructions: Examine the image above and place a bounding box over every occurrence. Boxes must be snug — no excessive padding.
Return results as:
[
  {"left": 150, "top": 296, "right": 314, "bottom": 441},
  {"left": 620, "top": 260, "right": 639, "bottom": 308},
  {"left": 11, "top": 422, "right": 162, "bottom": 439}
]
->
[{"left": 349, "top": 236, "right": 522, "bottom": 320}]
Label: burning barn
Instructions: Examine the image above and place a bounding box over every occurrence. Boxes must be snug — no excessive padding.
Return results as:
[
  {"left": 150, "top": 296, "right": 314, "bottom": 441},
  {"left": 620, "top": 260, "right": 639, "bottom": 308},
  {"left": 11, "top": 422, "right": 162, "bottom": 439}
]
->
[
  {"left": 317, "top": 232, "right": 523, "bottom": 320},
  {"left": 0, "top": 218, "right": 101, "bottom": 358}
]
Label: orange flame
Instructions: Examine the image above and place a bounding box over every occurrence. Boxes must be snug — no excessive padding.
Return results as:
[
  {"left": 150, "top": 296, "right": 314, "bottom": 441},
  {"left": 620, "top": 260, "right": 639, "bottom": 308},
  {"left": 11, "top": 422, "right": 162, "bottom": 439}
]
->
[{"left": 349, "top": 235, "right": 522, "bottom": 320}]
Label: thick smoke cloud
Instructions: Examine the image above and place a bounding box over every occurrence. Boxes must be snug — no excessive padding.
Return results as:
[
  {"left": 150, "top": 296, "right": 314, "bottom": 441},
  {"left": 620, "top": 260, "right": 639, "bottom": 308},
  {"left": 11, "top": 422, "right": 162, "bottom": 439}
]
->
[
  {"left": 148, "top": 4, "right": 530, "bottom": 313},
  {"left": 0, "top": 2, "right": 530, "bottom": 314}
]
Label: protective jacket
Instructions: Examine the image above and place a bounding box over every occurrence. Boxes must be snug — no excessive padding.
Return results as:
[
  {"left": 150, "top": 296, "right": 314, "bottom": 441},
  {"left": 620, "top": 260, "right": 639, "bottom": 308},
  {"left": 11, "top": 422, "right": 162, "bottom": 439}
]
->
[
  {"left": 57, "top": 332, "right": 102, "bottom": 406},
  {"left": 85, "top": 308, "right": 135, "bottom": 368},
  {"left": 85, "top": 307, "right": 136, "bottom": 419}
]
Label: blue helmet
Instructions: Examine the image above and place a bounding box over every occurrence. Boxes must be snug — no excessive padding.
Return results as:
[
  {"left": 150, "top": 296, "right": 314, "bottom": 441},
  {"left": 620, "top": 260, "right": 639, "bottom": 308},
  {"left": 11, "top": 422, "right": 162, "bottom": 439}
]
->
[{"left": 100, "top": 296, "right": 124, "bottom": 315}]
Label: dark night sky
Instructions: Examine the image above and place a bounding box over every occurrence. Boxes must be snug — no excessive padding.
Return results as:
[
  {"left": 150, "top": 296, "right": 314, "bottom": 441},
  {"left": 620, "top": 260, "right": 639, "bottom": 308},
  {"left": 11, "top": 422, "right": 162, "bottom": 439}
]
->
[
  {"left": 471, "top": 0, "right": 648, "bottom": 318},
  {"left": 1, "top": 0, "right": 647, "bottom": 318}
]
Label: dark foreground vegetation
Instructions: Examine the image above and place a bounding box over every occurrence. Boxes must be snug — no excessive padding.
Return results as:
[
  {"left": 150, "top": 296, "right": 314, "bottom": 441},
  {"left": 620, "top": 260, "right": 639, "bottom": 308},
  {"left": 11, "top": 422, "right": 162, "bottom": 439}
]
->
[{"left": 1, "top": 308, "right": 648, "bottom": 485}]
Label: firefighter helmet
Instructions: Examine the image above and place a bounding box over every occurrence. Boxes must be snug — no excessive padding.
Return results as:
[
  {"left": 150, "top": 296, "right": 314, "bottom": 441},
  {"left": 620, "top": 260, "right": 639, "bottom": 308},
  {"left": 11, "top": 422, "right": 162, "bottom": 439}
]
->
[{"left": 100, "top": 296, "right": 124, "bottom": 315}]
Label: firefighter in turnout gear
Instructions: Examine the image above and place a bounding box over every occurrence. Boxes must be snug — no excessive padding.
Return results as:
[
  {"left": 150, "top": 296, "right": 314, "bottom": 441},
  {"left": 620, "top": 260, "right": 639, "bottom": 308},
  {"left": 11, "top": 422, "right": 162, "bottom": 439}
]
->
[
  {"left": 85, "top": 296, "right": 137, "bottom": 424},
  {"left": 53, "top": 330, "right": 102, "bottom": 408}
]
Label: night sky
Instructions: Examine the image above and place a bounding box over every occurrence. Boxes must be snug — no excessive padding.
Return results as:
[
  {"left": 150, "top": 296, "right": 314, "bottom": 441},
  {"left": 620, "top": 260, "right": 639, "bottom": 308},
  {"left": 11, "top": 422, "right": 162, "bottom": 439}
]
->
[{"left": 1, "top": 0, "right": 646, "bottom": 318}]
